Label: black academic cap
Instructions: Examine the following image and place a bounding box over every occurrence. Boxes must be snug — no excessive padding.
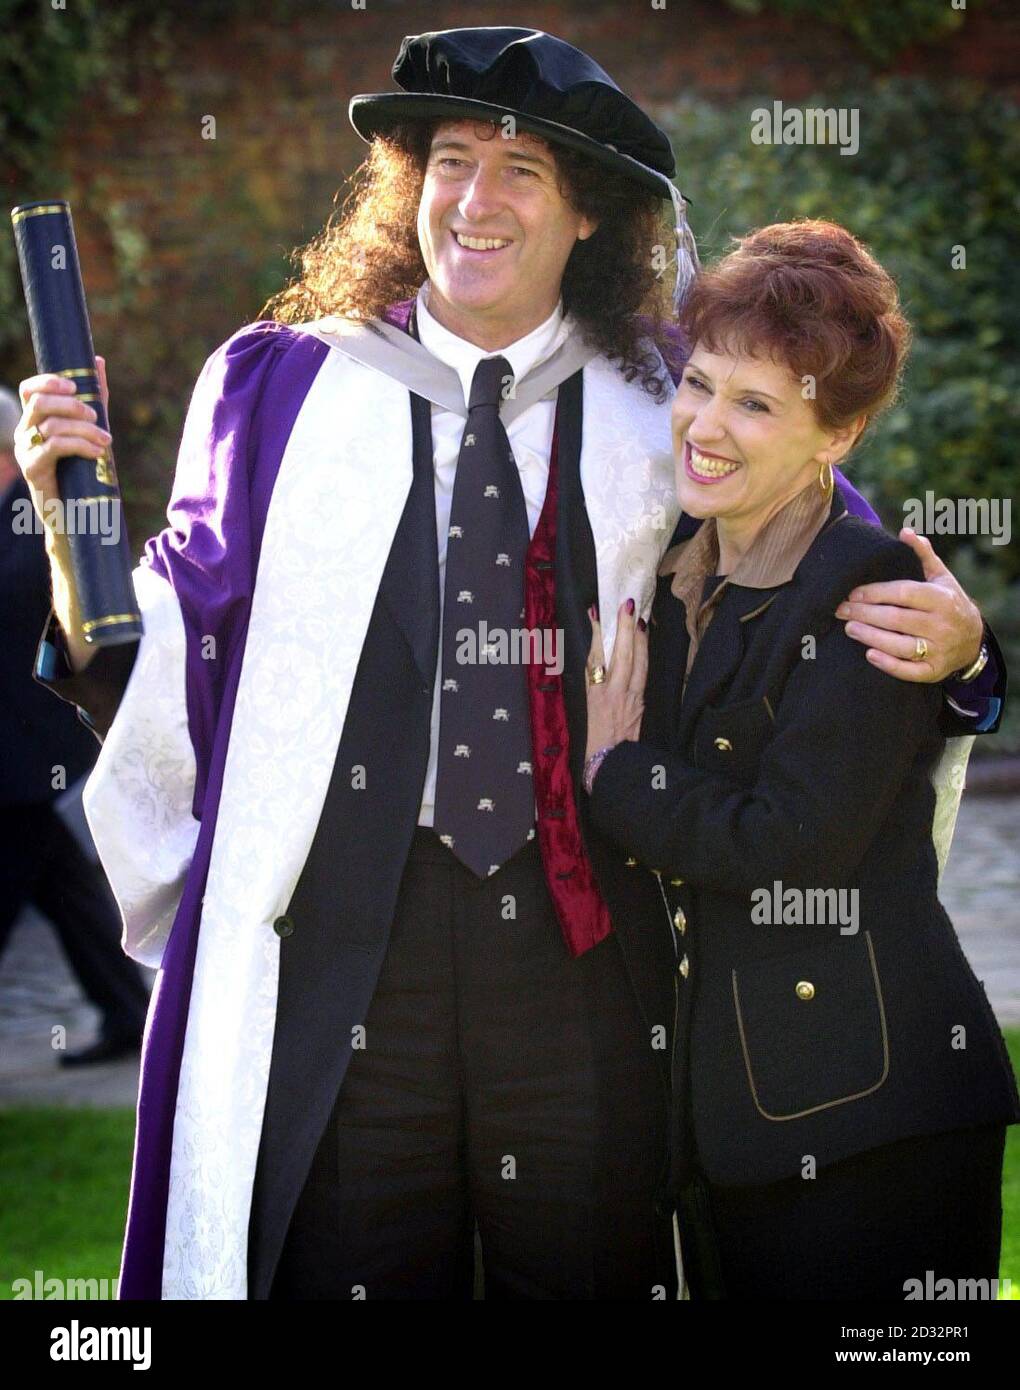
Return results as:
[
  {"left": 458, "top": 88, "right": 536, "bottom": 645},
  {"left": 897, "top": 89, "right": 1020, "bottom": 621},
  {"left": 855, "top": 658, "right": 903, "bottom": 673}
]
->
[{"left": 349, "top": 26, "right": 684, "bottom": 202}]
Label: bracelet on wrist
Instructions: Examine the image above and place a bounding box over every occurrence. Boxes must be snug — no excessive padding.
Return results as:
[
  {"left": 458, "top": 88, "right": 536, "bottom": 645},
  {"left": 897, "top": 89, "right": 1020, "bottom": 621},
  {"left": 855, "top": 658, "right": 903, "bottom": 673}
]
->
[{"left": 952, "top": 642, "right": 989, "bottom": 684}]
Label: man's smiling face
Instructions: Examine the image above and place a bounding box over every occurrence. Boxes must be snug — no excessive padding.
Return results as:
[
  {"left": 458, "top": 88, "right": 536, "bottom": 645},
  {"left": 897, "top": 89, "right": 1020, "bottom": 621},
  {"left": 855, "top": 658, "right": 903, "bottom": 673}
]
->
[{"left": 416, "top": 119, "right": 599, "bottom": 349}]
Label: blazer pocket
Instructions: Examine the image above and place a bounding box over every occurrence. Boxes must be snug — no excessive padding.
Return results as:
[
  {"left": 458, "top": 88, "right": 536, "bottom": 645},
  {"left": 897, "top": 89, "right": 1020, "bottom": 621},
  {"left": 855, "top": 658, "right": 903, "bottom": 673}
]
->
[
  {"left": 693, "top": 695, "right": 774, "bottom": 785},
  {"left": 731, "top": 931, "right": 889, "bottom": 1121}
]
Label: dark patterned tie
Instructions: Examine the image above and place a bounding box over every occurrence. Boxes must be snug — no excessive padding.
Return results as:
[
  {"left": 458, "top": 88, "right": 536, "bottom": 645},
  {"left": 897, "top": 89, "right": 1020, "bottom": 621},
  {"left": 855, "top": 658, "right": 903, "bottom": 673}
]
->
[{"left": 434, "top": 355, "right": 535, "bottom": 878}]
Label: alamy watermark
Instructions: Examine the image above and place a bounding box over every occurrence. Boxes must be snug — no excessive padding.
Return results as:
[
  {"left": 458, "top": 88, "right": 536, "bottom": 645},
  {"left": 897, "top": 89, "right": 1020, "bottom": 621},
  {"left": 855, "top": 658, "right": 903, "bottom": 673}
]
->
[
  {"left": 10, "top": 494, "right": 122, "bottom": 547},
  {"left": 50, "top": 1321, "right": 150, "bottom": 1370},
  {"left": 750, "top": 101, "right": 859, "bottom": 156},
  {"left": 11, "top": 1269, "right": 117, "bottom": 1299},
  {"left": 902, "top": 1271, "right": 1011, "bottom": 1300},
  {"left": 750, "top": 879, "right": 859, "bottom": 935},
  {"left": 453, "top": 620, "right": 564, "bottom": 676},
  {"left": 902, "top": 492, "right": 1011, "bottom": 547}
]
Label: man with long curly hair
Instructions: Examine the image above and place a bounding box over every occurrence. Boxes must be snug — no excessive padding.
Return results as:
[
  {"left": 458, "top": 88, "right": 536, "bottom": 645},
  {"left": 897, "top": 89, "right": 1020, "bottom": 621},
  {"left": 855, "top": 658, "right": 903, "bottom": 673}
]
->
[
  {"left": 263, "top": 114, "right": 684, "bottom": 399},
  {"left": 21, "top": 27, "right": 1000, "bottom": 1301}
]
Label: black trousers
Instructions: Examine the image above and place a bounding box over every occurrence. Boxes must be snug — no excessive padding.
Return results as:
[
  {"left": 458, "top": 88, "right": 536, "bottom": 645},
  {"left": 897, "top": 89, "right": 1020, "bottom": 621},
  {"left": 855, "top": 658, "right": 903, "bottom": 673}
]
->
[
  {"left": 0, "top": 802, "right": 150, "bottom": 1042},
  {"left": 677, "top": 1122, "right": 1007, "bottom": 1300},
  {"left": 271, "top": 827, "right": 675, "bottom": 1299}
]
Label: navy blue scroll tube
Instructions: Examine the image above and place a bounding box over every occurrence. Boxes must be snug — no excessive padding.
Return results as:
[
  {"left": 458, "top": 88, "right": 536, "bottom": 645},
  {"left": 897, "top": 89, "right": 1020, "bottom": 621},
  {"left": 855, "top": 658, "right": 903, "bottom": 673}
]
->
[{"left": 10, "top": 200, "right": 142, "bottom": 648}]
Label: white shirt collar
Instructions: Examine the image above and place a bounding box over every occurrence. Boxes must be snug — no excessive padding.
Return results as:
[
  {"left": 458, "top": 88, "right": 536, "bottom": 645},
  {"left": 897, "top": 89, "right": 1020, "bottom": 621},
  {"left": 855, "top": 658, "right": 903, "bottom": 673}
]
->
[{"left": 414, "top": 280, "right": 570, "bottom": 408}]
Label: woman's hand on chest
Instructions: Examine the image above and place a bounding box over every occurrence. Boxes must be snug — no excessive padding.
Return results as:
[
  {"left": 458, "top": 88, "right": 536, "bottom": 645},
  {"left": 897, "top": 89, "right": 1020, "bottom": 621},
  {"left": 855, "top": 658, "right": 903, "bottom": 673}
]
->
[{"left": 584, "top": 598, "right": 649, "bottom": 762}]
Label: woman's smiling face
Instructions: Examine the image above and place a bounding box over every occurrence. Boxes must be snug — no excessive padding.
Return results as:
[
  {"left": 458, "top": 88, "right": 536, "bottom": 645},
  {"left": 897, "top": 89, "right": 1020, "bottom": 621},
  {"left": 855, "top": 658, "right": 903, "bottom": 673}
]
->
[{"left": 671, "top": 342, "right": 859, "bottom": 530}]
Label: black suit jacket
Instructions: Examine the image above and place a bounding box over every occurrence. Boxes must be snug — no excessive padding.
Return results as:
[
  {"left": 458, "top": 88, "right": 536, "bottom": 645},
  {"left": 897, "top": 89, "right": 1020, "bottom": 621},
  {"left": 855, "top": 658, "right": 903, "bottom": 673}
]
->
[
  {"left": 588, "top": 495, "right": 1020, "bottom": 1189},
  {"left": 0, "top": 476, "right": 98, "bottom": 805}
]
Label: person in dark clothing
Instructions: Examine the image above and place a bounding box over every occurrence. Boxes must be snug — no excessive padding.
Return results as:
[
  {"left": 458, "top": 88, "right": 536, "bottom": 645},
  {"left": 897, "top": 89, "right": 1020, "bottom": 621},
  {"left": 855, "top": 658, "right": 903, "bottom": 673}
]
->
[{"left": 0, "top": 387, "right": 149, "bottom": 1065}]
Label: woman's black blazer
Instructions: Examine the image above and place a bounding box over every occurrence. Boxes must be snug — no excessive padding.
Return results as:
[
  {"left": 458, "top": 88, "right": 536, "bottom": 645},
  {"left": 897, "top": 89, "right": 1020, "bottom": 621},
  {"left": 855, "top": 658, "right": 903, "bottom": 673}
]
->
[{"left": 588, "top": 496, "right": 1020, "bottom": 1188}]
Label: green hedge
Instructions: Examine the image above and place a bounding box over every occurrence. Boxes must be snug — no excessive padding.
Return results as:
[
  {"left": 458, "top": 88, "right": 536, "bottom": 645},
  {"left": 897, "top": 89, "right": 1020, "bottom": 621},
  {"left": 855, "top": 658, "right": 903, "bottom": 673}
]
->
[{"left": 659, "top": 79, "right": 1018, "bottom": 575}]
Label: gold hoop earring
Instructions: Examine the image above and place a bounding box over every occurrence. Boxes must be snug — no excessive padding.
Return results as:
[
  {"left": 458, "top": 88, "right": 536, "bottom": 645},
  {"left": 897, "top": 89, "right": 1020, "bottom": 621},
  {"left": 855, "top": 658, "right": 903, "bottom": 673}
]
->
[{"left": 818, "top": 461, "right": 834, "bottom": 500}]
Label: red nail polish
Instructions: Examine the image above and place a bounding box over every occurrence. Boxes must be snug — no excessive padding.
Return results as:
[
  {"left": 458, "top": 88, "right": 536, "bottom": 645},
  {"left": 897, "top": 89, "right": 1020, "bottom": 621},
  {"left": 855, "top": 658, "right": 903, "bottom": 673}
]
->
[
  {"left": 626, "top": 598, "right": 635, "bottom": 615},
  {"left": 638, "top": 617, "right": 647, "bottom": 631}
]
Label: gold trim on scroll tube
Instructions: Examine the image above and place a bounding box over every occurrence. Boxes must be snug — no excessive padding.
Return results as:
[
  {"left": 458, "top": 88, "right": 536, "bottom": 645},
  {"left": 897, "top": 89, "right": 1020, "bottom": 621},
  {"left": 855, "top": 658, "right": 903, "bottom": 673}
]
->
[{"left": 10, "top": 204, "right": 68, "bottom": 223}]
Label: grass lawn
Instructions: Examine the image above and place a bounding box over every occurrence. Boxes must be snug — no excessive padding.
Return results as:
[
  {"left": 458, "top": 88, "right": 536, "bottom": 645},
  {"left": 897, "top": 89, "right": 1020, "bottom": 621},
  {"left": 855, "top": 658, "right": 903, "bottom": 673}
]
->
[
  {"left": 996, "top": 1028, "right": 1020, "bottom": 1296},
  {"left": 0, "top": 1107, "right": 133, "bottom": 1298},
  {"left": 2, "top": 1031, "right": 1019, "bottom": 1299}
]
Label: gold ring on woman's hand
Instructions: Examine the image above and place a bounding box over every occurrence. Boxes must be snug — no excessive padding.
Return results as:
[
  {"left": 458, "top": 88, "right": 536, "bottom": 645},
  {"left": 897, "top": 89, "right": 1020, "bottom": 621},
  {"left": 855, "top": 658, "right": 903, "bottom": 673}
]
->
[
  {"left": 29, "top": 428, "right": 45, "bottom": 448},
  {"left": 589, "top": 664, "right": 606, "bottom": 685}
]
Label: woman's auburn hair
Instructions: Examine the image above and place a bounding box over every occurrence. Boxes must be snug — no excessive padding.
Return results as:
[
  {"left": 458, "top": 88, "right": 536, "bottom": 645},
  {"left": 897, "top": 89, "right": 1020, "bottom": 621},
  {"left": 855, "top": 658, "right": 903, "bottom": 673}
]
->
[
  {"left": 259, "top": 119, "right": 684, "bottom": 400},
  {"left": 678, "top": 218, "right": 912, "bottom": 447}
]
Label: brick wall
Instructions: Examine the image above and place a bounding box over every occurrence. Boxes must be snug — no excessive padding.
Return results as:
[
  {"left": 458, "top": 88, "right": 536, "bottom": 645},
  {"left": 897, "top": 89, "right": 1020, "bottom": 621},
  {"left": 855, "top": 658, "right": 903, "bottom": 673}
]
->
[{"left": 4, "top": 0, "right": 1016, "bottom": 535}]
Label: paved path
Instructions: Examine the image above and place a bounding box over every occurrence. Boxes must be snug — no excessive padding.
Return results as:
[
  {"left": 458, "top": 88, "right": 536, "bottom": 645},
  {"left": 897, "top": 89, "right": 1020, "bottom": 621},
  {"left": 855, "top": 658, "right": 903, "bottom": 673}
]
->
[
  {"left": 1, "top": 793, "right": 1017, "bottom": 1110},
  {"left": 938, "top": 790, "right": 1020, "bottom": 1027}
]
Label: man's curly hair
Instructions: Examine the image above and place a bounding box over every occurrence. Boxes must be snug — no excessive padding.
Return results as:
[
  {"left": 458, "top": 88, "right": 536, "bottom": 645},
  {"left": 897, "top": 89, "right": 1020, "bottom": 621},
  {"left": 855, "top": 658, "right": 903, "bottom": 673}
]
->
[{"left": 260, "top": 119, "right": 684, "bottom": 401}]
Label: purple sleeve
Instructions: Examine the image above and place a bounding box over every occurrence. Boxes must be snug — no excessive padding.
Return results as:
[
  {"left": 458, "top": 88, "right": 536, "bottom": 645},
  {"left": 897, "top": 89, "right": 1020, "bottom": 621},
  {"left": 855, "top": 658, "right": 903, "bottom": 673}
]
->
[
  {"left": 833, "top": 468, "right": 880, "bottom": 524},
  {"left": 940, "top": 622, "right": 1005, "bottom": 735},
  {"left": 140, "top": 321, "right": 309, "bottom": 816},
  {"left": 30, "top": 323, "right": 297, "bottom": 761}
]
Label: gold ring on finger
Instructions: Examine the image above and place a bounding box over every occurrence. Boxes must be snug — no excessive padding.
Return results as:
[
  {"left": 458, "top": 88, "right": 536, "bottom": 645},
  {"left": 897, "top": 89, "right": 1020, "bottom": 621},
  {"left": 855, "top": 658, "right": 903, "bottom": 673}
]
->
[
  {"left": 912, "top": 637, "right": 928, "bottom": 662},
  {"left": 29, "top": 428, "right": 45, "bottom": 449},
  {"left": 589, "top": 664, "right": 606, "bottom": 685}
]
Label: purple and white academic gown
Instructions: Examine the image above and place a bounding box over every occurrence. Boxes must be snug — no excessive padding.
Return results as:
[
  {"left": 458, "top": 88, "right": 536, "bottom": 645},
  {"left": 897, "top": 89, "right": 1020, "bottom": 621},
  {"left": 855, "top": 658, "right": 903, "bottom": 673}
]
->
[{"left": 79, "top": 311, "right": 976, "bottom": 1300}]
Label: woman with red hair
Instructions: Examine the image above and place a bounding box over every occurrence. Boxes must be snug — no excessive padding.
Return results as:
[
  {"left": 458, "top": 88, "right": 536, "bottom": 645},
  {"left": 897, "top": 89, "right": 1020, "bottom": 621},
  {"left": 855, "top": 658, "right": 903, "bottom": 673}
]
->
[{"left": 583, "top": 220, "right": 1020, "bottom": 1299}]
